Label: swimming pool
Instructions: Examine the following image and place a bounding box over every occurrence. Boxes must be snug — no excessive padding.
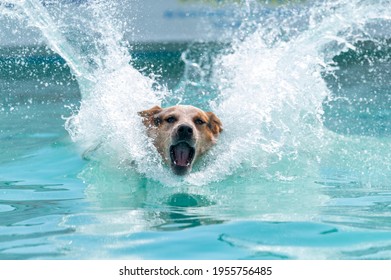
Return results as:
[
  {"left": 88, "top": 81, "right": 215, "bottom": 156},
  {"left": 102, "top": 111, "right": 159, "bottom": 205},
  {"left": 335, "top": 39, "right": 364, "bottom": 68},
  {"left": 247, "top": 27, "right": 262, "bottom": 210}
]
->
[{"left": 0, "top": 0, "right": 390, "bottom": 259}]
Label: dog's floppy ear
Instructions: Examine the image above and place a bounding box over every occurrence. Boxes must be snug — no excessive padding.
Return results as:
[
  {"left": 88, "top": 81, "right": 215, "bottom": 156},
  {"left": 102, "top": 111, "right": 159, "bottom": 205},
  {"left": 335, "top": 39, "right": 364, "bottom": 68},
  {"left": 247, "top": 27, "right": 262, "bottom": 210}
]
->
[
  {"left": 138, "top": 105, "right": 162, "bottom": 127},
  {"left": 206, "top": 112, "right": 223, "bottom": 135}
]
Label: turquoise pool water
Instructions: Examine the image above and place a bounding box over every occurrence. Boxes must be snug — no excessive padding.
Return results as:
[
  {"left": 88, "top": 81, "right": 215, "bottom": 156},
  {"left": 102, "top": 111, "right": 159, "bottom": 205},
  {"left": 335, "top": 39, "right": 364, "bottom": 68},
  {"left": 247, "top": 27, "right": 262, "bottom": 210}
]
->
[{"left": 1, "top": 0, "right": 391, "bottom": 259}]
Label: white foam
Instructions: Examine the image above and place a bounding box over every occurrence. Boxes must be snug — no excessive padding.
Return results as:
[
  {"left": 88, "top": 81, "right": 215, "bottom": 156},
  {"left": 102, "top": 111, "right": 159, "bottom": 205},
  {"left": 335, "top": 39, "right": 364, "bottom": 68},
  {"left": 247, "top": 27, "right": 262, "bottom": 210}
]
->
[{"left": 186, "top": 0, "right": 391, "bottom": 185}]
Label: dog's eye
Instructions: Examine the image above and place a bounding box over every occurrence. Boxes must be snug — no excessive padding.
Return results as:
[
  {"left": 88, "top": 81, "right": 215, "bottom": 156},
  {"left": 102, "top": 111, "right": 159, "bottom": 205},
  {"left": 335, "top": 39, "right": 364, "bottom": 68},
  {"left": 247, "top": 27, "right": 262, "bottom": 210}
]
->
[
  {"left": 166, "top": 116, "right": 177, "bottom": 123},
  {"left": 194, "top": 118, "right": 206, "bottom": 125}
]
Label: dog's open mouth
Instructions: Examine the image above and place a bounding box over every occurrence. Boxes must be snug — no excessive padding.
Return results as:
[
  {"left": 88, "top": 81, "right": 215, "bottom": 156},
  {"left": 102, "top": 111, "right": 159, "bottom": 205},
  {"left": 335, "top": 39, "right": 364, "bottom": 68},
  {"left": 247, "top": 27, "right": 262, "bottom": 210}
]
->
[{"left": 170, "top": 142, "right": 195, "bottom": 174}]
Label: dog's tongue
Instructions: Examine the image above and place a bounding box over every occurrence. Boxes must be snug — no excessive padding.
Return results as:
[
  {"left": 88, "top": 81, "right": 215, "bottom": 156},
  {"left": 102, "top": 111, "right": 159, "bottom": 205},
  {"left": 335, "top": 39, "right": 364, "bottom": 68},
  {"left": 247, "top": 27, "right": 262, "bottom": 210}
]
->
[{"left": 173, "top": 143, "right": 191, "bottom": 167}]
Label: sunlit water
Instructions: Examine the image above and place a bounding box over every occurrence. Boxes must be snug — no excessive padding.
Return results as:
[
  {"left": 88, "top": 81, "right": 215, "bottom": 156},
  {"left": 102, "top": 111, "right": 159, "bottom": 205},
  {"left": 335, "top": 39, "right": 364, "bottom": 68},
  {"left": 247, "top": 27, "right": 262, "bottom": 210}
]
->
[{"left": 0, "top": 0, "right": 390, "bottom": 259}]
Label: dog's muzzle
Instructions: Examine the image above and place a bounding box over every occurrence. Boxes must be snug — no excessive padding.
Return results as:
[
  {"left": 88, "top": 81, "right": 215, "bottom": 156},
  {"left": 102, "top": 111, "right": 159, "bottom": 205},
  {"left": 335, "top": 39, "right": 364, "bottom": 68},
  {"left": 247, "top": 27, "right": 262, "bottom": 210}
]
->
[{"left": 169, "top": 124, "right": 196, "bottom": 175}]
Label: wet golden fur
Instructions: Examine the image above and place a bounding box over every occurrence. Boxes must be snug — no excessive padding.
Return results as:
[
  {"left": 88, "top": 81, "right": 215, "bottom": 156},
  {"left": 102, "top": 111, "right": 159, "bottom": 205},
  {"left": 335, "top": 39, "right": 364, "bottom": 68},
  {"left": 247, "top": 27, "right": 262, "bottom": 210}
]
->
[{"left": 138, "top": 105, "right": 222, "bottom": 175}]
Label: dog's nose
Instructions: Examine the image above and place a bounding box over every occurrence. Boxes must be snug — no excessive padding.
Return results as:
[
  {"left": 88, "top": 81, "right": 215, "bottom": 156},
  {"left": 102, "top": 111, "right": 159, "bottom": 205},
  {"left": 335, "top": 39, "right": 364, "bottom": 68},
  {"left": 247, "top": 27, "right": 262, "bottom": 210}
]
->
[{"left": 177, "top": 124, "right": 193, "bottom": 139}]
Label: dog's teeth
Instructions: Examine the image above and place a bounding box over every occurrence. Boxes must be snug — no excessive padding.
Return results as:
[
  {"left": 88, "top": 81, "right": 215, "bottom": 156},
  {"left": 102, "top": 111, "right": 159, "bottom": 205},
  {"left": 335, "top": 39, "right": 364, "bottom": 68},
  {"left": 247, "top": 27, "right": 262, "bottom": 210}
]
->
[{"left": 174, "top": 161, "right": 177, "bottom": 165}]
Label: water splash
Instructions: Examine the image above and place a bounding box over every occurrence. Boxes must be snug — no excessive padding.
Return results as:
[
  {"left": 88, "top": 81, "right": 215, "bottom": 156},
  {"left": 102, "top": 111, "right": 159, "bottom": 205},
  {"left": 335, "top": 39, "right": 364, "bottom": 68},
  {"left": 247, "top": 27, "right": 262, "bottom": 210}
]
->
[
  {"left": 3, "top": 0, "right": 390, "bottom": 186},
  {"left": 185, "top": 0, "right": 391, "bottom": 185},
  {"left": 5, "top": 0, "right": 168, "bottom": 180}
]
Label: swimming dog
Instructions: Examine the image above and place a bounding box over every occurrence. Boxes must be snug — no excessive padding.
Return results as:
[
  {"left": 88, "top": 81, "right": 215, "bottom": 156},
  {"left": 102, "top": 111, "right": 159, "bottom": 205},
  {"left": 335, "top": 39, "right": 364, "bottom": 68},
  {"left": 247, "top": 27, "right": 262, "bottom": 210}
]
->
[{"left": 138, "top": 105, "right": 223, "bottom": 175}]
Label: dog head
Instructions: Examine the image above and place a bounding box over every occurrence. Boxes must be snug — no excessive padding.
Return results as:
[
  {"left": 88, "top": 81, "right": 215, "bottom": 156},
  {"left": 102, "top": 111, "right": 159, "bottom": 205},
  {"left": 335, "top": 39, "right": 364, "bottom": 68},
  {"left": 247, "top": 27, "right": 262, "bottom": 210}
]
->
[{"left": 138, "top": 105, "right": 223, "bottom": 175}]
